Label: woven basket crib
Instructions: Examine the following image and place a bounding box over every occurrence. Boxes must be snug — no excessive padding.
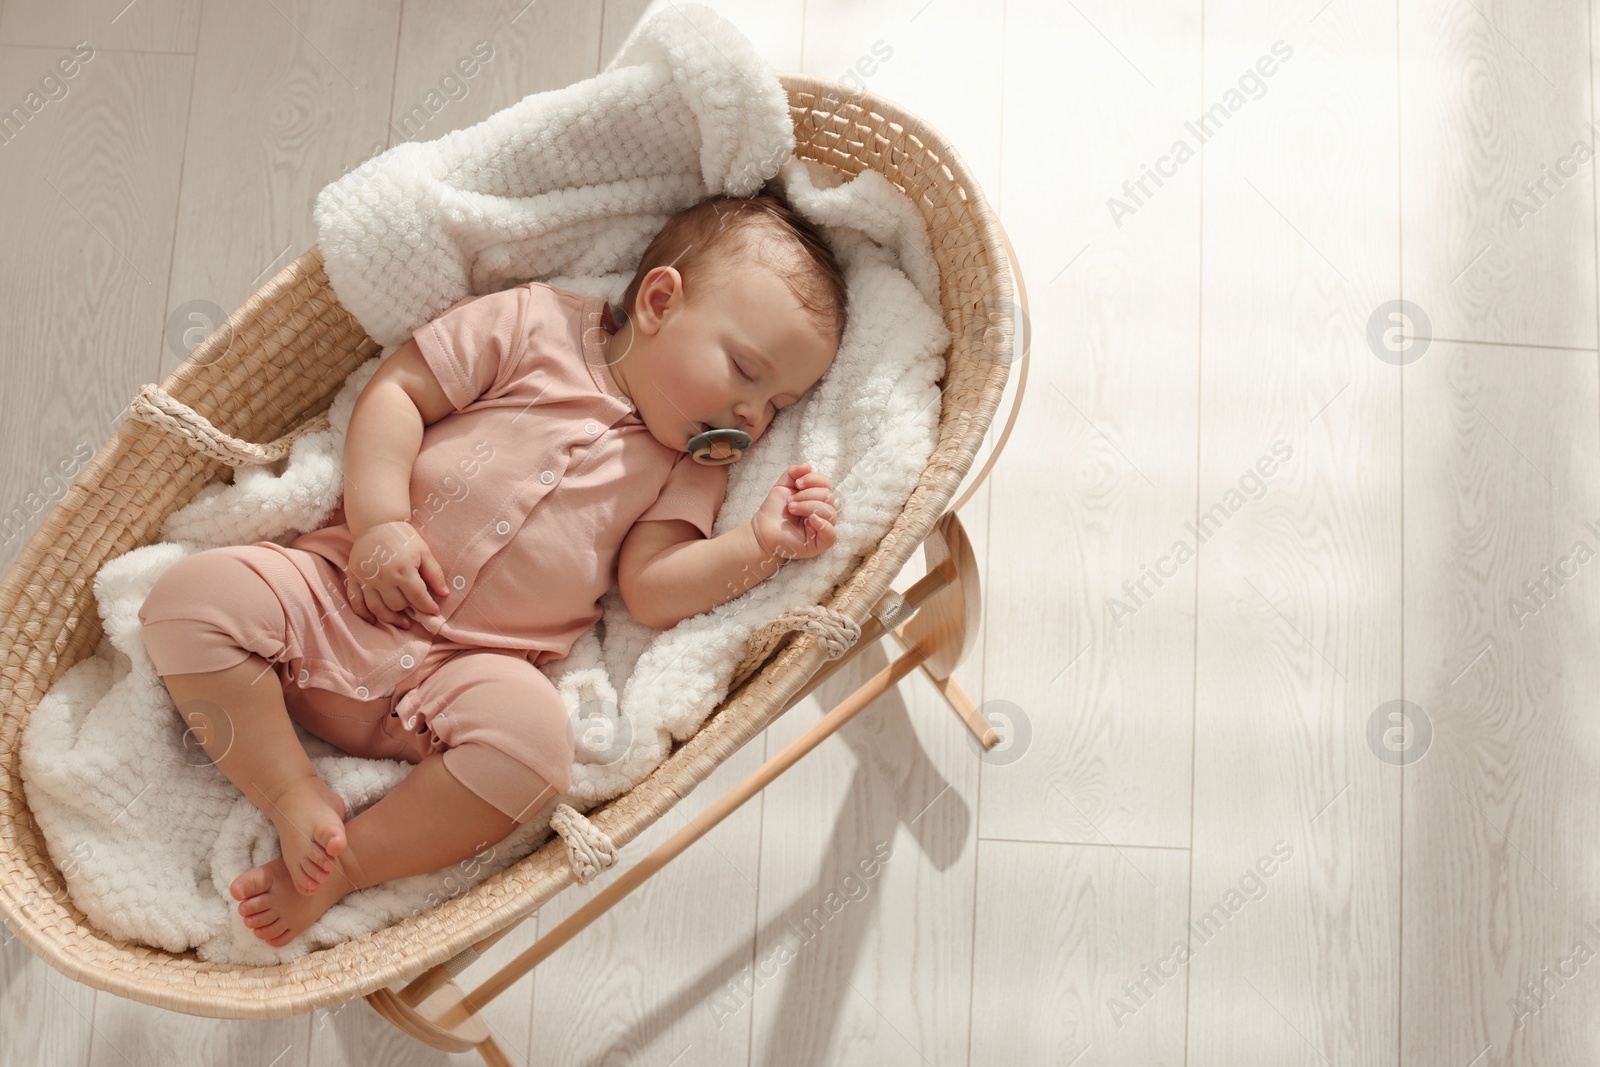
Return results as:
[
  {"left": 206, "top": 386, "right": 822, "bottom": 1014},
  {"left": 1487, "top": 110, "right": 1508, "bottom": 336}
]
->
[{"left": 0, "top": 72, "right": 1022, "bottom": 1026}]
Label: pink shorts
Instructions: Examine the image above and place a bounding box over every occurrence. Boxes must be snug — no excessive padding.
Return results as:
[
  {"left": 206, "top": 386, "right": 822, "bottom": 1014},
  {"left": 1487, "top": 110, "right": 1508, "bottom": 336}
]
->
[{"left": 136, "top": 544, "right": 573, "bottom": 824}]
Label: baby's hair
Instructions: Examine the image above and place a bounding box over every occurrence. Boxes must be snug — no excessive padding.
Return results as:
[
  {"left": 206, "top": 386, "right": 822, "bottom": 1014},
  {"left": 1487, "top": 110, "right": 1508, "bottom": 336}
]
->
[{"left": 618, "top": 180, "right": 849, "bottom": 348}]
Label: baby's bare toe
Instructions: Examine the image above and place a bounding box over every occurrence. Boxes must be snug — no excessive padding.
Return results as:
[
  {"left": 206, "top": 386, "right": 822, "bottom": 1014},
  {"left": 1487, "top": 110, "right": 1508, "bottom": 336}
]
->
[
  {"left": 289, "top": 861, "right": 323, "bottom": 895},
  {"left": 238, "top": 893, "right": 273, "bottom": 917},
  {"left": 230, "top": 864, "right": 274, "bottom": 902}
]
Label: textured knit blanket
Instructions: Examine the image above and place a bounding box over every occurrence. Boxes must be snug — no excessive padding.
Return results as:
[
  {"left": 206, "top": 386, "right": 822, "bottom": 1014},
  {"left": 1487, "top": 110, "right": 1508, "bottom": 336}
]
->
[{"left": 21, "top": 3, "right": 948, "bottom": 964}]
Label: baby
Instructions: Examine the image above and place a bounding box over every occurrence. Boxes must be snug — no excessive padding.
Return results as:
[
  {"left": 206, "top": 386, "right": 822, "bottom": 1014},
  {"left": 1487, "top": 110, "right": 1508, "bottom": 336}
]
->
[{"left": 136, "top": 186, "right": 847, "bottom": 947}]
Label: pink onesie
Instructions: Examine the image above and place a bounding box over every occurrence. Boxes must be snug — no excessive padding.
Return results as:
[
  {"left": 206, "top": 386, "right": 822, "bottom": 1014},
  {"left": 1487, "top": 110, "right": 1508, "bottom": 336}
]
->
[{"left": 138, "top": 282, "right": 729, "bottom": 823}]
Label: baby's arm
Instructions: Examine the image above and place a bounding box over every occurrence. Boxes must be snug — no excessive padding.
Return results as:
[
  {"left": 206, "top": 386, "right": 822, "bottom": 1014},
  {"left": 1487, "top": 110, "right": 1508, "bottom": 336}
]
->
[
  {"left": 620, "top": 464, "right": 838, "bottom": 630},
  {"left": 342, "top": 338, "right": 457, "bottom": 625},
  {"left": 346, "top": 337, "right": 456, "bottom": 534},
  {"left": 619, "top": 519, "right": 782, "bottom": 630}
]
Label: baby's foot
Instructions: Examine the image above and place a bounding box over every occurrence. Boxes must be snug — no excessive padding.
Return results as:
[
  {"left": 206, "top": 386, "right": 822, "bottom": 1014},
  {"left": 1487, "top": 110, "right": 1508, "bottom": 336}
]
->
[
  {"left": 262, "top": 775, "right": 347, "bottom": 895},
  {"left": 230, "top": 856, "right": 350, "bottom": 947}
]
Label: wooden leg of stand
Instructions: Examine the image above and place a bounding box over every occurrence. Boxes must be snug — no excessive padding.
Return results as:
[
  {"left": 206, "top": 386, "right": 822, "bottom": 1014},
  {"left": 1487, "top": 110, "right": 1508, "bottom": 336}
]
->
[
  {"left": 477, "top": 1036, "right": 514, "bottom": 1067},
  {"left": 890, "top": 510, "right": 993, "bottom": 749},
  {"left": 924, "top": 664, "right": 999, "bottom": 750},
  {"left": 365, "top": 974, "right": 516, "bottom": 1064},
  {"left": 399, "top": 922, "right": 522, "bottom": 1008},
  {"left": 883, "top": 619, "right": 998, "bottom": 750}
]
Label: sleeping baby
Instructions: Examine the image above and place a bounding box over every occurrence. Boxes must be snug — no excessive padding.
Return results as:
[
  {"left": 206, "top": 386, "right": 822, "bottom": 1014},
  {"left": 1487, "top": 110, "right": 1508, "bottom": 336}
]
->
[{"left": 136, "top": 186, "right": 847, "bottom": 947}]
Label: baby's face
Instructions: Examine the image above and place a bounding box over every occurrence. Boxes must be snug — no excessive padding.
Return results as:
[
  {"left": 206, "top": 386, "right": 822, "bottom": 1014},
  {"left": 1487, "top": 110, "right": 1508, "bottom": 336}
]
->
[{"left": 611, "top": 262, "right": 838, "bottom": 453}]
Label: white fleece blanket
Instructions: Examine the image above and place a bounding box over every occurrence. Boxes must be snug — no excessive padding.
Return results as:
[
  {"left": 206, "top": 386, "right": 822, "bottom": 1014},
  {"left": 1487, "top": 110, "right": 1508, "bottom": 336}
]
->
[{"left": 20, "top": 4, "right": 948, "bottom": 965}]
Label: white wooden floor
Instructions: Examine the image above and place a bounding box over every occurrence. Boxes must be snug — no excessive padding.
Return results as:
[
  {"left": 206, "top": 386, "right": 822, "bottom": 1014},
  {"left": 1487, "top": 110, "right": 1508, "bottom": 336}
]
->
[{"left": 4, "top": 0, "right": 1599, "bottom": 1063}]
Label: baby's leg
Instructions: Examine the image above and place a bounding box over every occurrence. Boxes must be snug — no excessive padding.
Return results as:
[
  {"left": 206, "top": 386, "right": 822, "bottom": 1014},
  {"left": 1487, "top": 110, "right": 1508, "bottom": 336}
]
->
[
  {"left": 231, "top": 751, "right": 545, "bottom": 947},
  {"left": 162, "top": 654, "right": 348, "bottom": 896},
  {"left": 231, "top": 647, "right": 568, "bottom": 945},
  {"left": 140, "top": 548, "right": 349, "bottom": 896}
]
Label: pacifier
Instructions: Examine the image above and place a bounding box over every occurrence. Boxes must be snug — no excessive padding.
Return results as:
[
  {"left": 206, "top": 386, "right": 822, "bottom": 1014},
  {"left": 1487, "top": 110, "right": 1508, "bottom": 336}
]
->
[{"left": 687, "top": 426, "right": 753, "bottom": 465}]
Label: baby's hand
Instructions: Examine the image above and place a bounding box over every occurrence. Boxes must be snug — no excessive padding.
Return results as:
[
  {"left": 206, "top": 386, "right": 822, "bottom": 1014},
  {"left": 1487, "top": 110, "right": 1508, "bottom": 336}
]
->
[
  {"left": 749, "top": 463, "right": 838, "bottom": 562},
  {"left": 345, "top": 520, "right": 450, "bottom": 629}
]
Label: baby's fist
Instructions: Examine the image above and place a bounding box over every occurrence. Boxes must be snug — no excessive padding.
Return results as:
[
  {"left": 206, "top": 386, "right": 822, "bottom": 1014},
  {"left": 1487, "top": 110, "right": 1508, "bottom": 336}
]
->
[{"left": 750, "top": 463, "right": 838, "bottom": 562}]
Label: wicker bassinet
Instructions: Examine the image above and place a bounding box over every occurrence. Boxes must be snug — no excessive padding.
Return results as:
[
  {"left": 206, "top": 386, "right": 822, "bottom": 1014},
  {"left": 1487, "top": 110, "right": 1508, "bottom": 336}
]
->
[{"left": 0, "top": 73, "right": 1023, "bottom": 1025}]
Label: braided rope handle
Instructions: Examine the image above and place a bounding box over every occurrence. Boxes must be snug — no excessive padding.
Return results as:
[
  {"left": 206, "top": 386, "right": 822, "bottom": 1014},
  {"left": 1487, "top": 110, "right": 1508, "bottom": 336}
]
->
[
  {"left": 549, "top": 802, "right": 618, "bottom": 885},
  {"left": 125, "top": 383, "right": 331, "bottom": 468},
  {"left": 727, "top": 604, "right": 862, "bottom": 694}
]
